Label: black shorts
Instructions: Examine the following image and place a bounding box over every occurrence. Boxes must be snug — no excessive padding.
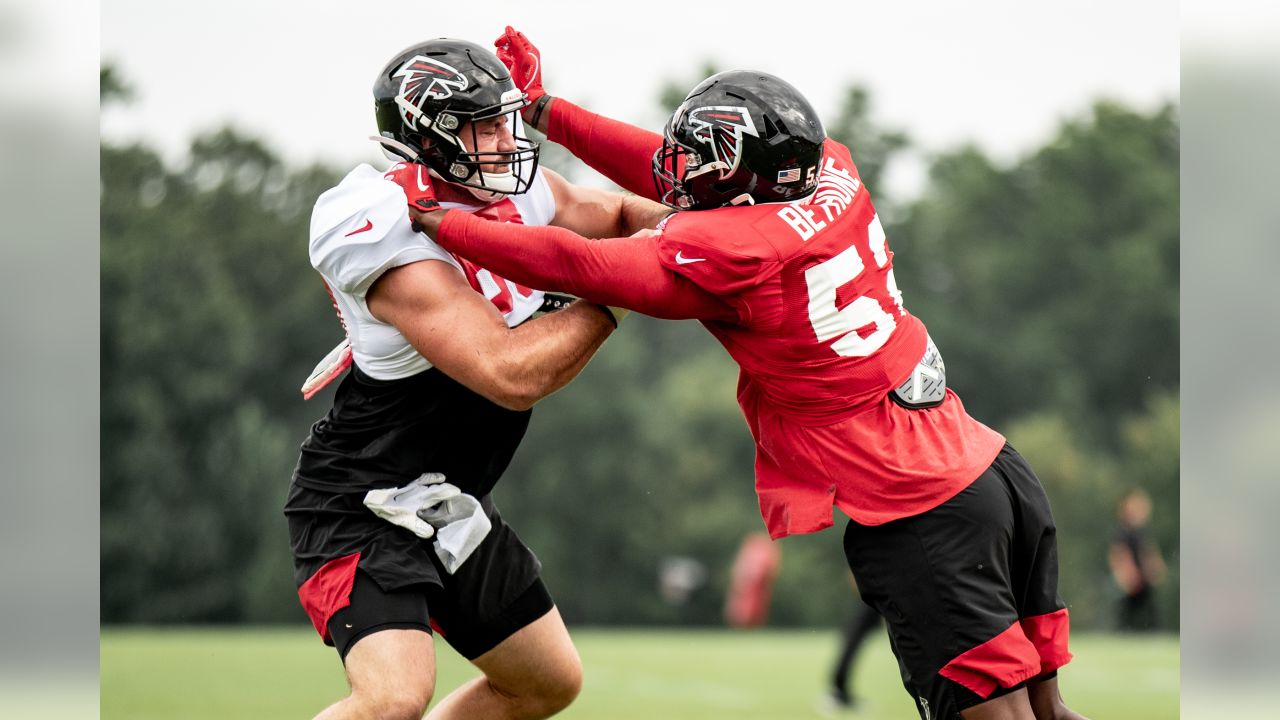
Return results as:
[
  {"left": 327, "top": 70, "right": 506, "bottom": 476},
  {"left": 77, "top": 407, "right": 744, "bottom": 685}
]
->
[
  {"left": 284, "top": 483, "right": 551, "bottom": 660},
  {"left": 843, "top": 444, "right": 1072, "bottom": 719}
]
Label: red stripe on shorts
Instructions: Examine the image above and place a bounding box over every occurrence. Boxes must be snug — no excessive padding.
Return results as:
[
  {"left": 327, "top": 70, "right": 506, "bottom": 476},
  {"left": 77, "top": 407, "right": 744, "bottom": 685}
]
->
[
  {"left": 297, "top": 552, "right": 361, "bottom": 642},
  {"left": 938, "top": 620, "right": 1044, "bottom": 698},
  {"left": 1020, "top": 607, "right": 1073, "bottom": 674}
]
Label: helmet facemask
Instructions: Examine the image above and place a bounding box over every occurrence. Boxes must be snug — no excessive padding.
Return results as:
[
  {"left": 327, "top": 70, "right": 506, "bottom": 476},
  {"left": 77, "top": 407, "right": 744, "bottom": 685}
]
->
[
  {"left": 652, "top": 104, "right": 764, "bottom": 210},
  {"left": 651, "top": 126, "right": 700, "bottom": 210},
  {"left": 652, "top": 125, "right": 759, "bottom": 210}
]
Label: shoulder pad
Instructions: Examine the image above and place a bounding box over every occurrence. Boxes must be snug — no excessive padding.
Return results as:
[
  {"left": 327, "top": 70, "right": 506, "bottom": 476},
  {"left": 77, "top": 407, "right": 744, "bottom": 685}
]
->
[
  {"left": 310, "top": 165, "right": 459, "bottom": 295},
  {"left": 656, "top": 209, "right": 780, "bottom": 294}
]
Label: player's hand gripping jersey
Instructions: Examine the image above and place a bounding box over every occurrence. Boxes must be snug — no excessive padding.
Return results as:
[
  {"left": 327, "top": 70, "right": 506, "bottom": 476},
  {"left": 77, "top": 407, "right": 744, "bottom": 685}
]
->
[
  {"left": 294, "top": 163, "right": 566, "bottom": 498},
  {"left": 435, "top": 135, "right": 1006, "bottom": 537}
]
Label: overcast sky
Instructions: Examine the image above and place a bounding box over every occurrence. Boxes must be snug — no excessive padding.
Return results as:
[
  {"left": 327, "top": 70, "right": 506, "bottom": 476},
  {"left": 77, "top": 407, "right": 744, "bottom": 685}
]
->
[{"left": 100, "top": 0, "right": 1179, "bottom": 195}]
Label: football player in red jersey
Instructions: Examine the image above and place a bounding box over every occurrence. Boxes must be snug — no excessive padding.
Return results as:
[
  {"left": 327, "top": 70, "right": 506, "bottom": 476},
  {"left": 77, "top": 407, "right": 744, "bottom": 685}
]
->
[
  {"left": 387, "top": 27, "right": 1091, "bottom": 720},
  {"left": 290, "top": 38, "right": 676, "bottom": 720}
]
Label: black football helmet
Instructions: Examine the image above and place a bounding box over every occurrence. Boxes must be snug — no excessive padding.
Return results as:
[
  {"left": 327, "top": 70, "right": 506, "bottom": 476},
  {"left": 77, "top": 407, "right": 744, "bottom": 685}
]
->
[
  {"left": 373, "top": 39, "right": 539, "bottom": 198},
  {"left": 653, "top": 70, "right": 826, "bottom": 210}
]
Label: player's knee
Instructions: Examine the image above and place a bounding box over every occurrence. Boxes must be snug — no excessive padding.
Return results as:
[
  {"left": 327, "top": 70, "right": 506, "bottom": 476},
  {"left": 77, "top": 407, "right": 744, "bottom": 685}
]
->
[
  {"left": 358, "top": 682, "right": 434, "bottom": 720},
  {"left": 508, "top": 659, "right": 582, "bottom": 719},
  {"left": 543, "top": 659, "right": 583, "bottom": 713},
  {"left": 375, "top": 693, "right": 433, "bottom": 720}
]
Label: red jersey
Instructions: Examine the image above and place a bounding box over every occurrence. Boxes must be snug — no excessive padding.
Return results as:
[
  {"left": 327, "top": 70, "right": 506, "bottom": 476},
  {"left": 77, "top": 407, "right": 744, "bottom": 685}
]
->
[
  {"left": 649, "top": 140, "right": 1004, "bottom": 536},
  {"left": 435, "top": 135, "right": 1005, "bottom": 539}
]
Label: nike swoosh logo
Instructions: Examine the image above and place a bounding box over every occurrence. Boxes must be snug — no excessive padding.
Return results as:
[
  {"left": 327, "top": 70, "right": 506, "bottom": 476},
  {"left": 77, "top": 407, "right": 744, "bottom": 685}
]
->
[
  {"left": 416, "top": 166, "right": 431, "bottom": 192},
  {"left": 524, "top": 54, "right": 539, "bottom": 91},
  {"left": 344, "top": 219, "right": 373, "bottom": 237},
  {"left": 674, "top": 251, "right": 706, "bottom": 265}
]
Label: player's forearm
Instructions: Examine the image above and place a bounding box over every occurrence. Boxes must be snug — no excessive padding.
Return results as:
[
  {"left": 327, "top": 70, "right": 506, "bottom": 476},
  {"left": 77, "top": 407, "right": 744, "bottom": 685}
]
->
[
  {"left": 439, "top": 210, "right": 643, "bottom": 307},
  {"left": 495, "top": 301, "right": 614, "bottom": 410},
  {"left": 522, "top": 94, "right": 553, "bottom": 133},
  {"left": 428, "top": 210, "right": 732, "bottom": 321},
  {"left": 545, "top": 97, "right": 665, "bottom": 201},
  {"left": 616, "top": 194, "right": 674, "bottom": 237}
]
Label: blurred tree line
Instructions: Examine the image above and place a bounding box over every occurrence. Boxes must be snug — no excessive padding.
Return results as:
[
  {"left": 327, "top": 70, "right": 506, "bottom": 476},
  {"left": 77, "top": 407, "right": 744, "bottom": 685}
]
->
[{"left": 101, "top": 66, "right": 1178, "bottom": 632}]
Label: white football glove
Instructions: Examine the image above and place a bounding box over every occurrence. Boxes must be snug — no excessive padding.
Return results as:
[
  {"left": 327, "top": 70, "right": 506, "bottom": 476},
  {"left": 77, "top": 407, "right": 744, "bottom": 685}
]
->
[
  {"left": 301, "top": 339, "right": 353, "bottom": 400},
  {"left": 362, "top": 473, "right": 493, "bottom": 574}
]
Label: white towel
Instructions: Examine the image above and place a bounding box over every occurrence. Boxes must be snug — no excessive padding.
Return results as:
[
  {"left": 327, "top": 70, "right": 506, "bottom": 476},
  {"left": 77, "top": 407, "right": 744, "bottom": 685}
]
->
[{"left": 362, "top": 473, "right": 492, "bottom": 574}]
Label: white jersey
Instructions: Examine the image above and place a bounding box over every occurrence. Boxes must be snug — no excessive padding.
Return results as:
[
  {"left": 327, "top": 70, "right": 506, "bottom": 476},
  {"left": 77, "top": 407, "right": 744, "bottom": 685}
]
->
[{"left": 309, "top": 164, "right": 558, "bottom": 380}]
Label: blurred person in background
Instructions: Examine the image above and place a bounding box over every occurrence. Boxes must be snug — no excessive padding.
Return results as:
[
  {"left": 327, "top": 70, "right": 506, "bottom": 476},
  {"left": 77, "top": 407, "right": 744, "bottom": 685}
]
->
[
  {"left": 286, "top": 38, "right": 673, "bottom": 720},
  {"left": 388, "top": 25, "right": 1091, "bottom": 720},
  {"left": 724, "top": 531, "right": 782, "bottom": 629},
  {"left": 659, "top": 556, "right": 708, "bottom": 608},
  {"left": 1108, "top": 488, "right": 1167, "bottom": 632}
]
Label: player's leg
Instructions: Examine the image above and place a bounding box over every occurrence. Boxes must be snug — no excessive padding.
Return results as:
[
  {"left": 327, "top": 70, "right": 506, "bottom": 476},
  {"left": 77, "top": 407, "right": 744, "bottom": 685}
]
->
[
  {"left": 1026, "top": 675, "right": 1089, "bottom": 720},
  {"left": 998, "top": 446, "right": 1090, "bottom": 720},
  {"left": 955, "top": 688, "right": 1034, "bottom": 719},
  {"left": 424, "top": 496, "right": 581, "bottom": 719},
  {"left": 427, "top": 603, "right": 582, "bottom": 720},
  {"left": 305, "top": 568, "right": 438, "bottom": 719},
  {"left": 286, "top": 484, "right": 444, "bottom": 720},
  {"left": 843, "top": 449, "right": 1053, "bottom": 719},
  {"left": 316, "top": 627, "right": 436, "bottom": 720}
]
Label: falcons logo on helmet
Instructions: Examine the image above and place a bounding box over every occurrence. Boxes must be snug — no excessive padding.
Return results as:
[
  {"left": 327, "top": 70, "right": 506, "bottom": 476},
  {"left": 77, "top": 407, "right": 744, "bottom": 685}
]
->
[
  {"left": 686, "top": 106, "right": 759, "bottom": 179},
  {"left": 394, "top": 56, "right": 469, "bottom": 124}
]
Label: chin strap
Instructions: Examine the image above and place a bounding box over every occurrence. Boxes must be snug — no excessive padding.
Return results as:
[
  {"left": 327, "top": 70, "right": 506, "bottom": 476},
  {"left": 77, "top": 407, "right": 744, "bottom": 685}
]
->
[
  {"left": 728, "top": 193, "right": 756, "bottom": 206},
  {"left": 372, "top": 136, "right": 524, "bottom": 204},
  {"left": 464, "top": 184, "right": 504, "bottom": 204}
]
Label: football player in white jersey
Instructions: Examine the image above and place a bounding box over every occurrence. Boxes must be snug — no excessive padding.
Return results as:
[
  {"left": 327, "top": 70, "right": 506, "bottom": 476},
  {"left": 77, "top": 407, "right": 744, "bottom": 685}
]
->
[{"left": 286, "top": 39, "right": 676, "bottom": 720}]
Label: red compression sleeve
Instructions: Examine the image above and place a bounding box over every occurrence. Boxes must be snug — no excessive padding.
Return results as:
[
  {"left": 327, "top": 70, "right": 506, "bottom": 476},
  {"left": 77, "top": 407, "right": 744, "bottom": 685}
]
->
[
  {"left": 438, "top": 211, "right": 736, "bottom": 322},
  {"left": 547, "top": 98, "right": 664, "bottom": 201}
]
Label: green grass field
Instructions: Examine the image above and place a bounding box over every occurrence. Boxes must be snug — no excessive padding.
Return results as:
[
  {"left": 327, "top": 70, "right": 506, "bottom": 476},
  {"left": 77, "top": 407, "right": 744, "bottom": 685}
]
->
[{"left": 101, "top": 627, "right": 1178, "bottom": 719}]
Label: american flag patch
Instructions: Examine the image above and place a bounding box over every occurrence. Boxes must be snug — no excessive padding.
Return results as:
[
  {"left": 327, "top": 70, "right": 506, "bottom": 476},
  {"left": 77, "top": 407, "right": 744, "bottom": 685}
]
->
[{"left": 776, "top": 168, "right": 801, "bottom": 183}]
